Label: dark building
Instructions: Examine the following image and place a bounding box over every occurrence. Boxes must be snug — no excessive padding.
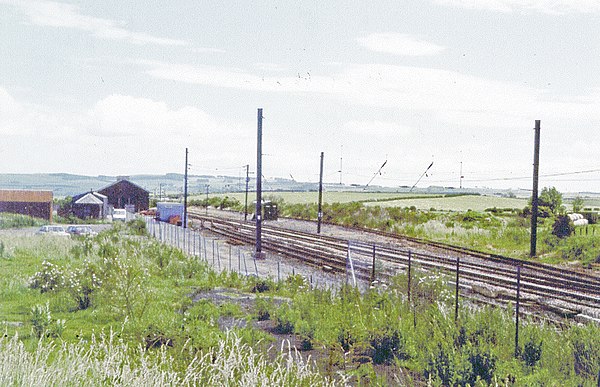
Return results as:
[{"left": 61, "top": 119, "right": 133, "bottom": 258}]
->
[
  {"left": 98, "top": 178, "right": 149, "bottom": 212},
  {"left": 71, "top": 191, "right": 108, "bottom": 219},
  {"left": 0, "top": 190, "right": 53, "bottom": 221}
]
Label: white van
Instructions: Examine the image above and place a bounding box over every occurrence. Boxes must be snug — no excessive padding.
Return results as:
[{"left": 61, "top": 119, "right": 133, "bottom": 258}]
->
[{"left": 113, "top": 209, "right": 127, "bottom": 222}]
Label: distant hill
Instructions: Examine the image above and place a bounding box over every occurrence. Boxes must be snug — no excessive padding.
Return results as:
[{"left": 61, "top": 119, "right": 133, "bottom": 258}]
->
[
  {"left": 0, "top": 173, "right": 321, "bottom": 198},
  {"left": 2, "top": 173, "right": 594, "bottom": 200}
]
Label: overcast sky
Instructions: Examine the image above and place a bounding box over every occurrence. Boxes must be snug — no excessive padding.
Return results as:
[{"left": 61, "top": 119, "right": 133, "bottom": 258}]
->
[{"left": 1, "top": 0, "right": 600, "bottom": 192}]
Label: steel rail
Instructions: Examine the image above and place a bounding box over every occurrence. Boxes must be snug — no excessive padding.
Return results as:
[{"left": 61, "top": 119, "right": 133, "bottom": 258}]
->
[{"left": 188, "top": 211, "right": 600, "bottom": 316}]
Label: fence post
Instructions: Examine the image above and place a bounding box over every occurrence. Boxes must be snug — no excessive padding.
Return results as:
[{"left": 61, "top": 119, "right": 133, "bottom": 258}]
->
[
  {"left": 407, "top": 250, "right": 412, "bottom": 303},
  {"left": 347, "top": 247, "right": 357, "bottom": 287},
  {"left": 216, "top": 241, "right": 221, "bottom": 271},
  {"left": 346, "top": 241, "right": 350, "bottom": 285},
  {"left": 515, "top": 265, "right": 521, "bottom": 357},
  {"left": 408, "top": 250, "right": 416, "bottom": 328},
  {"left": 229, "top": 245, "right": 232, "bottom": 272},
  {"left": 455, "top": 257, "right": 460, "bottom": 323},
  {"left": 371, "top": 245, "right": 376, "bottom": 284}
]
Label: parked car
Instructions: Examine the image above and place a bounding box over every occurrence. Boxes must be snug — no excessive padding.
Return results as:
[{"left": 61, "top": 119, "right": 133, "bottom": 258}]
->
[
  {"left": 112, "top": 209, "right": 127, "bottom": 222},
  {"left": 36, "top": 225, "right": 69, "bottom": 237},
  {"left": 66, "top": 225, "right": 97, "bottom": 236}
]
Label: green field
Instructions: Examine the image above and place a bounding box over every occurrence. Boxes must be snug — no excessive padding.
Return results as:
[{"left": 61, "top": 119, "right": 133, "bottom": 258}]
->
[
  {"left": 190, "top": 191, "right": 429, "bottom": 205},
  {"left": 363, "top": 195, "right": 529, "bottom": 212},
  {"left": 190, "top": 191, "right": 530, "bottom": 211}
]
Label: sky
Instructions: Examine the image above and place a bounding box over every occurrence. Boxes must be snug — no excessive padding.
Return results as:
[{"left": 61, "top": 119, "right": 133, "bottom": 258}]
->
[{"left": 2, "top": 0, "right": 600, "bottom": 192}]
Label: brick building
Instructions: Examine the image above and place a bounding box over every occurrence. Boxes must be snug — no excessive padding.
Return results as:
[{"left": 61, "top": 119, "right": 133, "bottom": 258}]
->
[
  {"left": 98, "top": 178, "right": 149, "bottom": 212},
  {"left": 71, "top": 191, "right": 108, "bottom": 219},
  {"left": 0, "top": 190, "right": 53, "bottom": 221}
]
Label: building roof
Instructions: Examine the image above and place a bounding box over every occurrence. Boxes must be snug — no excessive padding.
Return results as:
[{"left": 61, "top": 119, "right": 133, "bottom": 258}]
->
[
  {"left": 72, "top": 191, "right": 107, "bottom": 202},
  {"left": 74, "top": 192, "right": 104, "bottom": 205},
  {"left": 98, "top": 179, "right": 149, "bottom": 194},
  {"left": 0, "top": 190, "right": 53, "bottom": 203}
]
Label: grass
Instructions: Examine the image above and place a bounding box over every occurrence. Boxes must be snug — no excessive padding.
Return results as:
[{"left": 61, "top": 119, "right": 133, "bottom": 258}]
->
[
  {"left": 0, "top": 220, "right": 598, "bottom": 385},
  {"left": 258, "top": 274, "right": 600, "bottom": 385},
  {"left": 0, "top": 213, "right": 46, "bottom": 229},
  {"left": 0, "top": 330, "right": 334, "bottom": 386},
  {"left": 189, "top": 191, "right": 436, "bottom": 205},
  {"left": 0, "top": 223, "right": 338, "bottom": 385},
  {"left": 362, "top": 195, "right": 528, "bottom": 212}
]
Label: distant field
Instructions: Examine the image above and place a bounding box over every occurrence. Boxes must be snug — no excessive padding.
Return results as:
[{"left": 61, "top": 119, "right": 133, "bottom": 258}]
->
[
  {"left": 363, "top": 195, "right": 528, "bottom": 212},
  {"left": 188, "top": 191, "right": 529, "bottom": 212},
  {"left": 189, "top": 191, "right": 429, "bottom": 205}
]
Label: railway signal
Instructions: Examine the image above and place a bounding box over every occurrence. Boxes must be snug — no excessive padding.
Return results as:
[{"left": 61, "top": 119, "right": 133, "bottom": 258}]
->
[
  {"left": 409, "top": 161, "right": 434, "bottom": 192},
  {"left": 365, "top": 159, "right": 388, "bottom": 189}
]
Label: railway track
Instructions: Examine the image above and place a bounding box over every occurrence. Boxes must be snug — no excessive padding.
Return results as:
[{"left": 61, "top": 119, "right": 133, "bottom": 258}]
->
[{"left": 188, "top": 210, "right": 600, "bottom": 322}]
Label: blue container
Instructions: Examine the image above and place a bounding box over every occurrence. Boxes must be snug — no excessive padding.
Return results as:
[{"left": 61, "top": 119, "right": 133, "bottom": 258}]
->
[{"left": 156, "top": 202, "right": 184, "bottom": 222}]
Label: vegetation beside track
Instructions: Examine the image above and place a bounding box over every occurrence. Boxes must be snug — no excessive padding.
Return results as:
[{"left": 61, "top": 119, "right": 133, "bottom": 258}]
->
[
  {"left": 0, "top": 218, "right": 598, "bottom": 385},
  {"left": 191, "top": 190, "right": 600, "bottom": 266}
]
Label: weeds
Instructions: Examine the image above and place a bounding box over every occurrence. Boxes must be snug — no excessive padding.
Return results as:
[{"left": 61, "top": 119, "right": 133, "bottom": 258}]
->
[{"left": 0, "top": 331, "right": 335, "bottom": 386}]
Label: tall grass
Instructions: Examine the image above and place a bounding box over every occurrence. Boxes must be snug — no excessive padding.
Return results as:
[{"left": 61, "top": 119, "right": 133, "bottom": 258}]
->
[
  {"left": 0, "top": 213, "right": 45, "bottom": 229},
  {"left": 0, "top": 331, "right": 336, "bottom": 386}
]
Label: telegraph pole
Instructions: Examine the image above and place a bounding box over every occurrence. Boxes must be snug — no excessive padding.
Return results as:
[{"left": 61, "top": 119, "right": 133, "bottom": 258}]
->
[
  {"left": 317, "top": 151, "right": 324, "bottom": 234},
  {"left": 183, "top": 148, "right": 188, "bottom": 228},
  {"left": 339, "top": 145, "right": 343, "bottom": 185},
  {"left": 255, "top": 108, "right": 264, "bottom": 259},
  {"left": 205, "top": 185, "right": 209, "bottom": 215},
  {"left": 244, "top": 164, "right": 250, "bottom": 221},
  {"left": 530, "top": 120, "right": 541, "bottom": 257}
]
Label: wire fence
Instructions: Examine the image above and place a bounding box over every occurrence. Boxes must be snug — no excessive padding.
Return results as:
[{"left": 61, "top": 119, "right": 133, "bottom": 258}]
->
[{"left": 143, "top": 217, "right": 343, "bottom": 289}]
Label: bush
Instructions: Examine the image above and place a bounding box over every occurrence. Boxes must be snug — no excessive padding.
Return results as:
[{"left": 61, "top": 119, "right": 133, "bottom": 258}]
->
[
  {"left": 30, "top": 302, "right": 65, "bottom": 338},
  {"left": 521, "top": 338, "right": 543, "bottom": 368},
  {"left": 425, "top": 343, "right": 456, "bottom": 385},
  {"left": 369, "top": 328, "right": 407, "bottom": 365},
  {"left": 571, "top": 325, "right": 600, "bottom": 379},
  {"left": 255, "top": 297, "right": 271, "bottom": 321},
  {"left": 127, "top": 218, "right": 147, "bottom": 236},
  {"left": 273, "top": 304, "right": 296, "bottom": 334},
  {"left": 466, "top": 347, "right": 496, "bottom": 385},
  {"left": 557, "top": 235, "right": 600, "bottom": 264},
  {"left": 552, "top": 215, "right": 573, "bottom": 239},
  {"left": 30, "top": 261, "right": 64, "bottom": 293}
]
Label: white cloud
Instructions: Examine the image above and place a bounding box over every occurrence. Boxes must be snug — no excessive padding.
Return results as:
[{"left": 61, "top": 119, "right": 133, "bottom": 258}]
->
[
  {"left": 189, "top": 47, "right": 227, "bottom": 54},
  {"left": 140, "top": 60, "right": 600, "bottom": 133},
  {"left": 142, "top": 61, "right": 342, "bottom": 94},
  {"left": 0, "top": 88, "right": 255, "bottom": 175},
  {"left": 343, "top": 120, "right": 413, "bottom": 137},
  {"left": 434, "top": 0, "right": 600, "bottom": 14},
  {"left": 357, "top": 33, "right": 445, "bottom": 56},
  {"left": 2, "top": 0, "right": 188, "bottom": 46},
  {"left": 88, "top": 95, "right": 216, "bottom": 138}
]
